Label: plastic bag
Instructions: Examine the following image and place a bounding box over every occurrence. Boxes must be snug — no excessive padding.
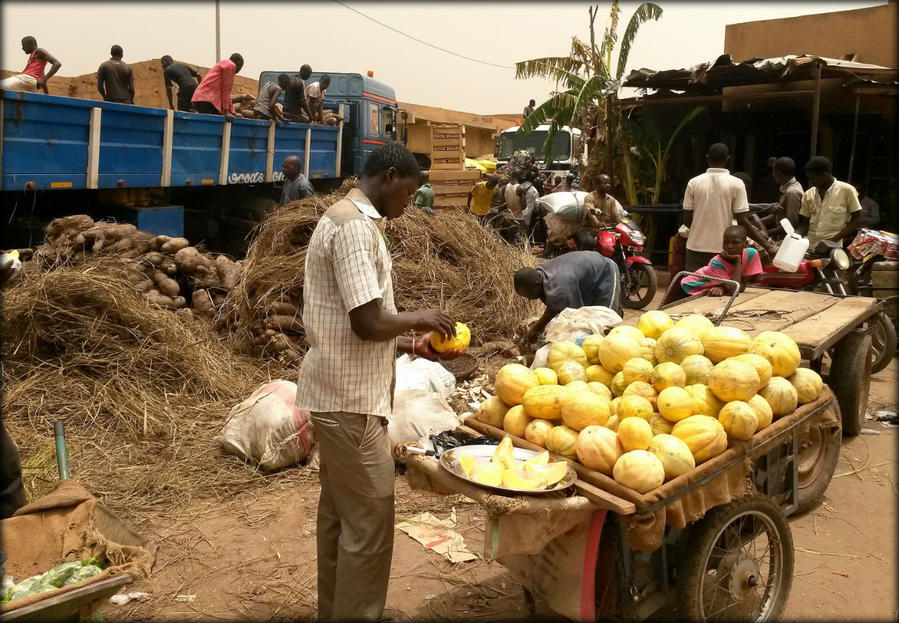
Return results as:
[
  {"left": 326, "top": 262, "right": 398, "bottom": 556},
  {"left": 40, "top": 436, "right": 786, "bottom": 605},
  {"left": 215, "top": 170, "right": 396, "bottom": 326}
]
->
[
  {"left": 388, "top": 389, "right": 461, "bottom": 449},
  {"left": 543, "top": 306, "right": 622, "bottom": 346},
  {"left": 538, "top": 191, "right": 589, "bottom": 222},
  {"left": 394, "top": 355, "right": 456, "bottom": 400},
  {"left": 3, "top": 558, "right": 104, "bottom": 603},
  {"left": 220, "top": 380, "right": 314, "bottom": 471}
]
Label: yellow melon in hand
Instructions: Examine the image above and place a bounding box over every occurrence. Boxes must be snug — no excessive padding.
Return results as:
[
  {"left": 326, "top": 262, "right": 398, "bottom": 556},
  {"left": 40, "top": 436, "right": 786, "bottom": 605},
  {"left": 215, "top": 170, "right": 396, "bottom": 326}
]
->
[{"left": 430, "top": 322, "right": 471, "bottom": 353}]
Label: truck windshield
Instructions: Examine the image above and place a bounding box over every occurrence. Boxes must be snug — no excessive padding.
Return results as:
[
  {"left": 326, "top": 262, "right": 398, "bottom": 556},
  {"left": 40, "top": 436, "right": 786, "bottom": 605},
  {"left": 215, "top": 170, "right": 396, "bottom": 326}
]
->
[{"left": 497, "top": 130, "right": 571, "bottom": 162}]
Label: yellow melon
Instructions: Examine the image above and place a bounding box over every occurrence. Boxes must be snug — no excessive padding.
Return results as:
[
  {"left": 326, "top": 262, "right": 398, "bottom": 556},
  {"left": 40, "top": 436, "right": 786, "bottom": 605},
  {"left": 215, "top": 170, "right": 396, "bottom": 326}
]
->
[
  {"left": 615, "top": 394, "right": 654, "bottom": 422},
  {"left": 501, "top": 466, "right": 545, "bottom": 490},
  {"left": 637, "top": 310, "right": 674, "bottom": 340},
  {"left": 617, "top": 416, "right": 653, "bottom": 451},
  {"left": 566, "top": 380, "right": 588, "bottom": 392},
  {"left": 733, "top": 353, "right": 774, "bottom": 389},
  {"left": 610, "top": 397, "right": 621, "bottom": 416},
  {"left": 718, "top": 401, "right": 759, "bottom": 440},
  {"left": 612, "top": 450, "right": 665, "bottom": 493},
  {"left": 576, "top": 426, "right": 623, "bottom": 474},
  {"left": 650, "top": 412, "right": 674, "bottom": 435},
  {"left": 608, "top": 325, "right": 646, "bottom": 343},
  {"left": 654, "top": 327, "right": 704, "bottom": 364},
  {"left": 533, "top": 367, "right": 558, "bottom": 385},
  {"left": 749, "top": 331, "right": 801, "bottom": 378},
  {"left": 430, "top": 322, "right": 471, "bottom": 353},
  {"left": 580, "top": 334, "right": 605, "bottom": 365},
  {"left": 557, "top": 360, "right": 587, "bottom": 385},
  {"left": 622, "top": 357, "right": 654, "bottom": 385},
  {"left": 611, "top": 371, "right": 629, "bottom": 397},
  {"left": 545, "top": 425, "right": 579, "bottom": 459},
  {"left": 685, "top": 383, "right": 724, "bottom": 418},
  {"left": 789, "top": 368, "right": 823, "bottom": 404},
  {"left": 637, "top": 338, "right": 658, "bottom": 364},
  {"left": 651, "top": 362, "right": 687, "bottom": 392},
  {"left": 680, "top": 354, "right": 714, "bottom": 385},
  {"left": 606, "top": 415, "right": 620, "bottom": 432},
  {"left": 585, "top": 364, "right": 615, "bottom": 387},
  {"left": 674, "top": 314, "right": 714, "bottom": 338},
  {"left": 747, "top": 394, "right": 774, "bottom": 431},
  {"left": 759, "top": 376, "right": 798, "bottom": 417},
  {"left": 623, "top": 381, "right": 658, "bottom": 410},
  {"left": 502, "top": 405, "right": 530, "bottom": 437},
  {"left": 522, "top": 385, "right": 567, "bottom": 420},
  {"left": 701, "top": 326, "right": 752, "bottom": 363},
  {"left": 476, "top": 395, "right": 509, "bottom": 428},
  {"left": 708, "top": 359, "right": 760, "bottom": 402},
  {"left": 561, "top": 389, "right": 611, "bottom": 431},
  {"left": 599, "top": 334, "right": 644, "bottom": 373},
  {"left": 647, "top": 434, "right": 696, "bottom": 480},
  {"left": 657, "top": 386, "right": 697, "bottom": 423},
  {"left": 524, "top": 418, "right": 554, "bottom": 447},
  {"left": 492, "top": 436, "right": 516, "bottom": 468},
  {"left": 546, "top": 341, "right": 589, "bottom": 373},
  {"left": 494, "top": 364, "right": 539, "bottom": 406},
  {"left": 587, "top": 382, "right": 612, "bottom": 400},
  {"left": 671, "top": 415, "right": 728, "bottom": 464}
]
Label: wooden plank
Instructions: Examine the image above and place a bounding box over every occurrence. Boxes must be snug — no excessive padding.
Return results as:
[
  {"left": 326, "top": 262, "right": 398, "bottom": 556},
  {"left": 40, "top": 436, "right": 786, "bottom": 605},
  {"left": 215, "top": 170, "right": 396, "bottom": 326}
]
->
[
  {"left": 431, "top": 183, "right": 476, "bottom": 195},
  {"left": 430, "top": 162, "right": 463, "bottom": 171},
  {"left": 432, "top": 137, "right": 464, "bottom": 148},
  {"left": 573, "top": 480, "right": 636, "bottom": 514},
  {"left": 661, "top": 287, "right": 769, "bottom": 318},
  {"left": 783, "top": 296, "right": 880, "bottom": 355},
  {"left": 428, "top": 169, "right": 481, "bottom": 181},
  {"left": 720, "top": 290, "right": 842, "bottom": 336}
]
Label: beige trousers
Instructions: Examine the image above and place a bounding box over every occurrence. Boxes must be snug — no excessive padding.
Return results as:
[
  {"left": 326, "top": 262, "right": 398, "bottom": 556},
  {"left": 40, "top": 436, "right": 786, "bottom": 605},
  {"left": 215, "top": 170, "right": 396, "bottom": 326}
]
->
[{"left": 311, "top": 412, "right": 395, "bottom": 621}]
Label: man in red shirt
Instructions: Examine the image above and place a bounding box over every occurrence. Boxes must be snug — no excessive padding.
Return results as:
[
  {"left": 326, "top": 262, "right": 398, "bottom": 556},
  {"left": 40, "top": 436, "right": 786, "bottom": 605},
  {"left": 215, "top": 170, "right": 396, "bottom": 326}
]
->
[
  {"left": 191, "top": 53, "right": 243, "bottom": 120},
  {"left": 1, "top": 36, "right": 61, "bottom": 93}
]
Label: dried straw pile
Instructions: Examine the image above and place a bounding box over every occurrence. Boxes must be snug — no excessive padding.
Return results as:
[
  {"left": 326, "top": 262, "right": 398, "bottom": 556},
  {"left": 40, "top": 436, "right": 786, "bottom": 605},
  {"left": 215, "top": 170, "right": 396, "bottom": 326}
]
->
[
  {"left": 2, "top": 259, "right": 292, "bottom": 523},
  {"left": 223, "top": 180, "right": 539, "bottom": 354}
]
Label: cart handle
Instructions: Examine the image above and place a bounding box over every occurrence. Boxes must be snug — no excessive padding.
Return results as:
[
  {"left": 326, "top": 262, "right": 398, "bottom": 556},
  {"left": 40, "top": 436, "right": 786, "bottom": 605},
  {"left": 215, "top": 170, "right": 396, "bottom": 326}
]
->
[{"left": 660, "top": 271, "right": 741, "bottom": 325}]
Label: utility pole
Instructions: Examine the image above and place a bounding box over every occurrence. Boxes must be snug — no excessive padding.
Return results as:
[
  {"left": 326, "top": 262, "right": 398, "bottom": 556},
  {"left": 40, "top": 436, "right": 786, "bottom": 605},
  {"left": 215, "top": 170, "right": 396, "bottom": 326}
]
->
[{"left": 215, "top": 0, "right": 221, "bottom": 63}]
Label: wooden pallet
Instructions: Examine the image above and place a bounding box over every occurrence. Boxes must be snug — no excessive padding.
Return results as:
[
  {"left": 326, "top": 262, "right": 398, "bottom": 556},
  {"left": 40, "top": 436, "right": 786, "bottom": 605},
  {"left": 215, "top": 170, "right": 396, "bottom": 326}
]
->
[
  {"left": 427, "top": 169, "right": 481, "bottom": 209},
  {"left": 429, "top": 123, "right": 464, "bottom": 171}
]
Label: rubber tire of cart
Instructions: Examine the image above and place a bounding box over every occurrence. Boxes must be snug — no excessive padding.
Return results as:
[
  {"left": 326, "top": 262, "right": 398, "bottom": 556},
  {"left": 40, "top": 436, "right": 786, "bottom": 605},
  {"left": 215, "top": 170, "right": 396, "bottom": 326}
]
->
[
  {"left": 867, "top": 310, "right": 897, "bottom": 375},
  {"left": 621, "top": 263, "right": 657, "bottom": 310},
  {"left": 676, "top": 494, "right": 794, "bottom": 622},
  {"left": 794, "top": 400, "right": 842, "bottom": 515},
  {"left": 828, "top": 328, "right": 872, "bottom": 437}
]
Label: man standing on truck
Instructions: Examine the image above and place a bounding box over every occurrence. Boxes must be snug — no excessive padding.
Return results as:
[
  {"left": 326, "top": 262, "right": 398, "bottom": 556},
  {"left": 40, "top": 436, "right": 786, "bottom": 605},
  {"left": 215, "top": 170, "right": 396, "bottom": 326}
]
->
[
  {"left": 283, "top": 64, "right": 314, "bottom": 123},
  {"left": 280, "top": 156, "right": 315, "bottom": 205},
  {"left": 254, "top": 74, "right": 290, "bottom": 121},
  {"left": 161, "top": 55, "right": 202, "bottom": 112},
  {"left": 96, "top": 45, "right": 134, "bottom": 104},
  {"left": 523, "top": 99, "right": 536, "bottom": 118},
  {"left": 191, "top": 53, "right": 243, "bottom": 120},
  {"left": 296, "top": 143, "right": 457, "bottom": 621},
  {"left": 1, "top": 36, "right": 61, "bottom": 93},
  {"left": 305, "top": 74, "right": 331, "bottom": 124}
]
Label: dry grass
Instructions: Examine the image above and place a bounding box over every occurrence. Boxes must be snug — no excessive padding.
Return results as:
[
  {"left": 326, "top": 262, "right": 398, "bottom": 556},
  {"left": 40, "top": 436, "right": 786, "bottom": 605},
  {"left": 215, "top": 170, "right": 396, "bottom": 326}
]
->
[{"left": 2, "top": 259, "right": 297, "bottom": 524}]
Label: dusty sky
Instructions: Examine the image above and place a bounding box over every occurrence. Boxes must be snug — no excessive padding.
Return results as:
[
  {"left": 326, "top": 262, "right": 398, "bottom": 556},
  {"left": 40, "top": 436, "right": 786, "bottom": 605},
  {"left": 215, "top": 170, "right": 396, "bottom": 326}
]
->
[{"left": 2, "top": 1, "right": 884, "bottom": 114}]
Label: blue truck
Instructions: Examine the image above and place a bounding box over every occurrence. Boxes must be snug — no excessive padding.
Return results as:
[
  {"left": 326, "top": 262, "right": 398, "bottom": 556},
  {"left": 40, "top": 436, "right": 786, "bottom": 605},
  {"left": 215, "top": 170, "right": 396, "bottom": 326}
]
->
[{"left": 0, "top": 71, "right": 404, "bottom": 252}]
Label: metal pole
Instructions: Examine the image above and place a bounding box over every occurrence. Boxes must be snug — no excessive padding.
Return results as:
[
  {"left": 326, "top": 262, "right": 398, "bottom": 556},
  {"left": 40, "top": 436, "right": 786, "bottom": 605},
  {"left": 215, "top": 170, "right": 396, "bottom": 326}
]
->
[
  {"left": 215, "top": 0, "right": 221, "bottom": 63},
  {"left": 809, "top": 63, "right": 822, "bottom": 157},
  {"left": 54, "top": 420, "right": 70, "bottom": 480},
  {"left": 847, "top": 90, "right": 861, "bottom": 183}
]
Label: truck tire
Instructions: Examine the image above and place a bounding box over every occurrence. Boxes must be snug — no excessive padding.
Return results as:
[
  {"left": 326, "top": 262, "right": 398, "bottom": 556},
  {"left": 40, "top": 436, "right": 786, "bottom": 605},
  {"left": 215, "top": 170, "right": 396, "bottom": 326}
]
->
[
  {"left": 828, "top": 329, "right": 872, "bottom": 437},
  {"left": 795, "top": 400, "right": 842, "bottom": 514}
]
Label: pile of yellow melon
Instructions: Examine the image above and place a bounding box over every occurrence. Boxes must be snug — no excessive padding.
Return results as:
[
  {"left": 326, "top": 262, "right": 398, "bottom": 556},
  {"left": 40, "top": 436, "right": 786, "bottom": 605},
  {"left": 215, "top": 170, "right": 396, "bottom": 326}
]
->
[{"left": 475, "top": 310, "right": 824, "bottom": 495}]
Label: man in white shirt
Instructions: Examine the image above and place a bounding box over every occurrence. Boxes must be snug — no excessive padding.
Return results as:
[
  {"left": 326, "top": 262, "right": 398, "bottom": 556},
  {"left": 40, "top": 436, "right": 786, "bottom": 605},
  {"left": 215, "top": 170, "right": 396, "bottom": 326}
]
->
[
  {"left": 796, "top": 156, "right": 862, "bottom": 248},
  {"left": 681, "top": 143, "right": 776, "bottom": 271}
]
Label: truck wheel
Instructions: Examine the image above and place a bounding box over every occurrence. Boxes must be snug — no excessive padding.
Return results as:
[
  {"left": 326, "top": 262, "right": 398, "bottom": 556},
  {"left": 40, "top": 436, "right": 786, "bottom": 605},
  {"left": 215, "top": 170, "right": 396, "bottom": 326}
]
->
[
  {"left": 828, "top": 329, "right": 872, "bottom": 437},
  {"left": 867, "top": 311, "right": 897, "bottom": 374},
  {"left": 677, "top": 495, "right": 793, "bottom": 622},
  {"left": 621, "top": 263, "right": 657, "bottom": 310},
  {"left": 795, "top": 401, "right": 841, "bottom": 514}
]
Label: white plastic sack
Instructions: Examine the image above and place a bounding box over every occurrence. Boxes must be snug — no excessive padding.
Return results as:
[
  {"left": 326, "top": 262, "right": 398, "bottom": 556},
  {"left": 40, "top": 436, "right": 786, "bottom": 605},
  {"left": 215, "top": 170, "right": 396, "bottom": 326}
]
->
[
  {"left": 394, "top": 355, "right": 456, "bottom": 400},
  {"left": 220, "top": 380, "right": 314, "bottom": 471},
  {"left": 529, "top": 306, "right": 623, "bottom": 369},
  {"left": 539, "top": 191, "right": 589, "bottom": 222},
  {"left": 388, "top": 389, "right": 461, "bottom": 449}
]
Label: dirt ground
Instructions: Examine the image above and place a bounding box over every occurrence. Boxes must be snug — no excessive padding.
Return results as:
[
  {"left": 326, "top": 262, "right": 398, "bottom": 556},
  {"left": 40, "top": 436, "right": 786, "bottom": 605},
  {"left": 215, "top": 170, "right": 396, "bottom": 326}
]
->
[{"left": 104, "top": 301, "right": 898, "bottom": 622}]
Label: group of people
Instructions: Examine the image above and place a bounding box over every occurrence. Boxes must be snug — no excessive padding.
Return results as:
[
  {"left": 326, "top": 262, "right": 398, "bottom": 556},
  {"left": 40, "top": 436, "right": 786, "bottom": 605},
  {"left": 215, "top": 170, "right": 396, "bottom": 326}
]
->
[{"left": 1, "top": 36, "right": 332, "bottom": 125}]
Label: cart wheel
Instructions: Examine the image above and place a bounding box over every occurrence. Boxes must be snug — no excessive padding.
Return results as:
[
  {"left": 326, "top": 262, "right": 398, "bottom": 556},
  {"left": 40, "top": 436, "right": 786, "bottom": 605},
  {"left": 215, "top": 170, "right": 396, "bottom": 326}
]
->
[
  {"left": 828, "top": 329, "right": 872, "bottom": 437},
  {"left": 677, "top": 495, "right": 793, "bottom": 622},
  {"left": 866, "top": 311, "right": 897, "bottom": 375},
  {"left": 622, "top": 263, "right": 657, "bottom": 310},
  {"left": 795, "top": 402, "right": 842, "bottom": 514}
]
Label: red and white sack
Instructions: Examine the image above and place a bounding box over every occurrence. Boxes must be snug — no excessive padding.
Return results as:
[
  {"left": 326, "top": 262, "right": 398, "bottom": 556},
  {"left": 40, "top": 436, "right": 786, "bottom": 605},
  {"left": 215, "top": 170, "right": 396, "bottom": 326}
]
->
[{"left": 220, "top": 380, "right": 314, "bottom": 470}]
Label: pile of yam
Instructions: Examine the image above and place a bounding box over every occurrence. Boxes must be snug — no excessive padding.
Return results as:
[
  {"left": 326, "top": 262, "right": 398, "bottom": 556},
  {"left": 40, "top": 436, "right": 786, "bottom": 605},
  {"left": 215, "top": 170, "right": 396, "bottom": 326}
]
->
[{"left": 232, "top": 93, "right": 257, "bottom": 119}]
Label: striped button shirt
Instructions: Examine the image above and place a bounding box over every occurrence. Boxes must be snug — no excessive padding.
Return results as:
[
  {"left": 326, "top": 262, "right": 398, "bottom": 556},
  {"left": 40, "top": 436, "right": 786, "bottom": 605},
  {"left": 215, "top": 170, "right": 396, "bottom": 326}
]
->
[{"left": 295, "top": 188, "right": 396, "bottom": 417}]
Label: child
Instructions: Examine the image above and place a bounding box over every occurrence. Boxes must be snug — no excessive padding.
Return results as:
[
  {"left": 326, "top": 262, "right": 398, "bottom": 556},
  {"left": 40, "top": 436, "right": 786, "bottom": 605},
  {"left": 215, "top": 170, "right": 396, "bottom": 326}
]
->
[{"left": 681, "top": 224, "right": 763, "bottom": 297}]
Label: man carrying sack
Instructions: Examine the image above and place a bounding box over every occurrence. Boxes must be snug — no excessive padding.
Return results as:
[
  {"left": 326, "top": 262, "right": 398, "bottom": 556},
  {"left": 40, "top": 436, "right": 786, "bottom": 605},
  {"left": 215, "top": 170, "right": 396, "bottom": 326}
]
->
[{"left": 295, "top": 143, "right": 460, "bottom": 620}]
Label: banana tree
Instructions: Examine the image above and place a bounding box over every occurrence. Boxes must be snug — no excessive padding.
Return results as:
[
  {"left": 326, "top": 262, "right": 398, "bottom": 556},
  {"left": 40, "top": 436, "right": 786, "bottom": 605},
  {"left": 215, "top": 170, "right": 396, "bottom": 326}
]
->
[{"left": 639, "top": 105, "right": 706, "bottom": 204}]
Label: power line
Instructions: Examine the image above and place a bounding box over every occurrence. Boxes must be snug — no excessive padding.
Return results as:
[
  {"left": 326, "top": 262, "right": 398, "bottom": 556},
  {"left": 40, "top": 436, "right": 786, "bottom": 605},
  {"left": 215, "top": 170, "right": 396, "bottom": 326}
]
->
[{"left": 332, "top": 0, "right": 514, "bottom": 70}]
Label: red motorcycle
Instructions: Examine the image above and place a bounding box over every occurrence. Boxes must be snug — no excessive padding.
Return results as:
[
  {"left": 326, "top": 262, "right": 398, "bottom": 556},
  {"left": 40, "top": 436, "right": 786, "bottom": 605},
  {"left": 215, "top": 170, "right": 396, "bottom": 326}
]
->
[{"left": 597, "top": 219, "right": 657, "bottom": 309}]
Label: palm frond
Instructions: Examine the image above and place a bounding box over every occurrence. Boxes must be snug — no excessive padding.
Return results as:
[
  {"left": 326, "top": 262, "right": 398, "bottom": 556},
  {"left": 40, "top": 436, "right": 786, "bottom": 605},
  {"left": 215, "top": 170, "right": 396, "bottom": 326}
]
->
[
  {"left": 569, "top": 74, "right": 607, "bottom": 131},
  {"left": 517, "top": 95, "right": 573, "bottom": 135},
  {"left": 616, "top": 2, "right": 663, "bottom": 80},
  {"left": 515, "top": 56, "right": 585, "bottom": 82},
  {"left": 600, "top": 0, "right": 621, "bottom": 72}
]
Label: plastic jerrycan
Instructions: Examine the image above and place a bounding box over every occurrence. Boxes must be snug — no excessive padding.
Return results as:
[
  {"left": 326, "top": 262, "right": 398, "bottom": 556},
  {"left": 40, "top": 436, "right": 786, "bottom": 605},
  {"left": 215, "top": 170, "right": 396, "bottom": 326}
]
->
[{"left": 772, "top": 218, "right": 809, "bottom": 272}]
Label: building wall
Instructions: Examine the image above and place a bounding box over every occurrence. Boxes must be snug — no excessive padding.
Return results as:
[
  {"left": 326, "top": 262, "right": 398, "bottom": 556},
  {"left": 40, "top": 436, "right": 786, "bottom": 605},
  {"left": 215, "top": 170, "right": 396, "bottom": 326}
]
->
[{"left": 724, "top": 4, "right": 898, "bottom": 67}]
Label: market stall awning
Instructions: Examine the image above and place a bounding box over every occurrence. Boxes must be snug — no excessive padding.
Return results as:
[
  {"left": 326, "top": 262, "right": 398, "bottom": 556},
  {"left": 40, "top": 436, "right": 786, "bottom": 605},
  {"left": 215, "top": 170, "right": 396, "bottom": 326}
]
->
[{"left": 624, "top": 54, "right": 897, "bottom": 93}]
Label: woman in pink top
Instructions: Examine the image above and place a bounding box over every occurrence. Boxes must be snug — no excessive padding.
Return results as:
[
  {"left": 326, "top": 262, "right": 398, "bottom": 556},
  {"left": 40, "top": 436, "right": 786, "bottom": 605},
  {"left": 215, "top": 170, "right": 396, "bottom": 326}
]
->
[
  {"left": 191, "top": 53, "right": 243, "bottom": 120},
  {"left": 0, "top": 36, "right": 61, "bottom": 93},
  {"left": 681, "top": 224, "right": 764, "bottom": 297}
]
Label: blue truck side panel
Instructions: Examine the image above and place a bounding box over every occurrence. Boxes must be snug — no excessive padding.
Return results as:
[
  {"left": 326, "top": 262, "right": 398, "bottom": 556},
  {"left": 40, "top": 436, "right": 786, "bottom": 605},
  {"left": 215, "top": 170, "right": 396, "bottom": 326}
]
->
[
  {"left": 307, "top": 127, "right": 339, "bottom": 178},
  {"left": 171, "top": 112, "right": 222, "bottom": 186},
  {"left": 96, "top": 101, "right": 166, "bottom": 188},
  {"left": 227, "top": 117, "right": 269, "bottom": 183}
]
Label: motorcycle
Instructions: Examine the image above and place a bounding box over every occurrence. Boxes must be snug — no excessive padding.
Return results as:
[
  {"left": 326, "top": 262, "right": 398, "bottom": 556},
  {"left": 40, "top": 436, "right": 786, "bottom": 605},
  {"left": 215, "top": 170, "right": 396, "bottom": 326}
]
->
[
  {"left": 755, "top": 240, "right": 897, "bottom": 374},
  {"left": 596, "top": 218, "right": 657, "bottom": 309}
]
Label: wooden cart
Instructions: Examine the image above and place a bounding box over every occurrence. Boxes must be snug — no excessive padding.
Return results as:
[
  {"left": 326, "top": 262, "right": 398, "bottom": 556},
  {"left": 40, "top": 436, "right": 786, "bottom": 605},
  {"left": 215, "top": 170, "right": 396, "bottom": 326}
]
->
[{"left": 407, "top": 390, "right": 841, "bottom": 621}]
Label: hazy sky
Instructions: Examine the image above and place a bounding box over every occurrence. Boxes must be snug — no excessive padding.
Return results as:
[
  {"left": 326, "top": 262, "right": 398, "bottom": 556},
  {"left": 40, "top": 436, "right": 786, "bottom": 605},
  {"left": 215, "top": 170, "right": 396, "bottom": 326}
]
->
[{"left": 1, "top": 1, "right": 884, "bottom": 114}]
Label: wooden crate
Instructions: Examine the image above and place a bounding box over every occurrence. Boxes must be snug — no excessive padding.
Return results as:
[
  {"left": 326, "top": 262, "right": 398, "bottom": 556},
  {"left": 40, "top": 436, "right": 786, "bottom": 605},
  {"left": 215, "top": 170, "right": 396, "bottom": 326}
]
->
[
  {"left": 427, "top": 169, "right": 481, "bottom": 209},
  {"left": 429, "top": 123, "right": 464, "bottom": 171}
]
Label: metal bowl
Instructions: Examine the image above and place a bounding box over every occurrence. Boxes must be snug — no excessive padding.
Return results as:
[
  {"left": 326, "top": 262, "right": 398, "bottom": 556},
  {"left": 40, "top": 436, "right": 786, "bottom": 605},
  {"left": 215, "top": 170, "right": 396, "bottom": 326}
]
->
[{"left": 439, "top": 444, "right": 577, "bottom": 495}]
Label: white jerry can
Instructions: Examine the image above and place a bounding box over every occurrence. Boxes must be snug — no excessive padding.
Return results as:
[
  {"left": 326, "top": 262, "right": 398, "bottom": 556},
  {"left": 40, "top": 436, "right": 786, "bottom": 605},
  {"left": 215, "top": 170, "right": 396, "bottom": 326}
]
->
[{"left": 772, "top": 218, "right": 809, "bottom": 273}]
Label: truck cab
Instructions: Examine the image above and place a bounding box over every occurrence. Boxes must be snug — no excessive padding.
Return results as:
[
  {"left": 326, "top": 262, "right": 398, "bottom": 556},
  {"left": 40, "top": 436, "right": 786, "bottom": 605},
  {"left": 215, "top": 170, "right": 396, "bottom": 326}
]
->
[
  {"left": 258, "top": 71, "right": 401, "bottom": 178},
  {"left": 495, "top": 124, "right": 585, "bottom": 178}
]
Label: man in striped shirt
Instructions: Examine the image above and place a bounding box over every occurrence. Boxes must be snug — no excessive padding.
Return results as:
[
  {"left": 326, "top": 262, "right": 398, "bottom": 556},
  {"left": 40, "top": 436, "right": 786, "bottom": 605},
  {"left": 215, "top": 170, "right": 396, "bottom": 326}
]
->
[{"left": 296, "top": 143, "right": 457, "bottom": 621}]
